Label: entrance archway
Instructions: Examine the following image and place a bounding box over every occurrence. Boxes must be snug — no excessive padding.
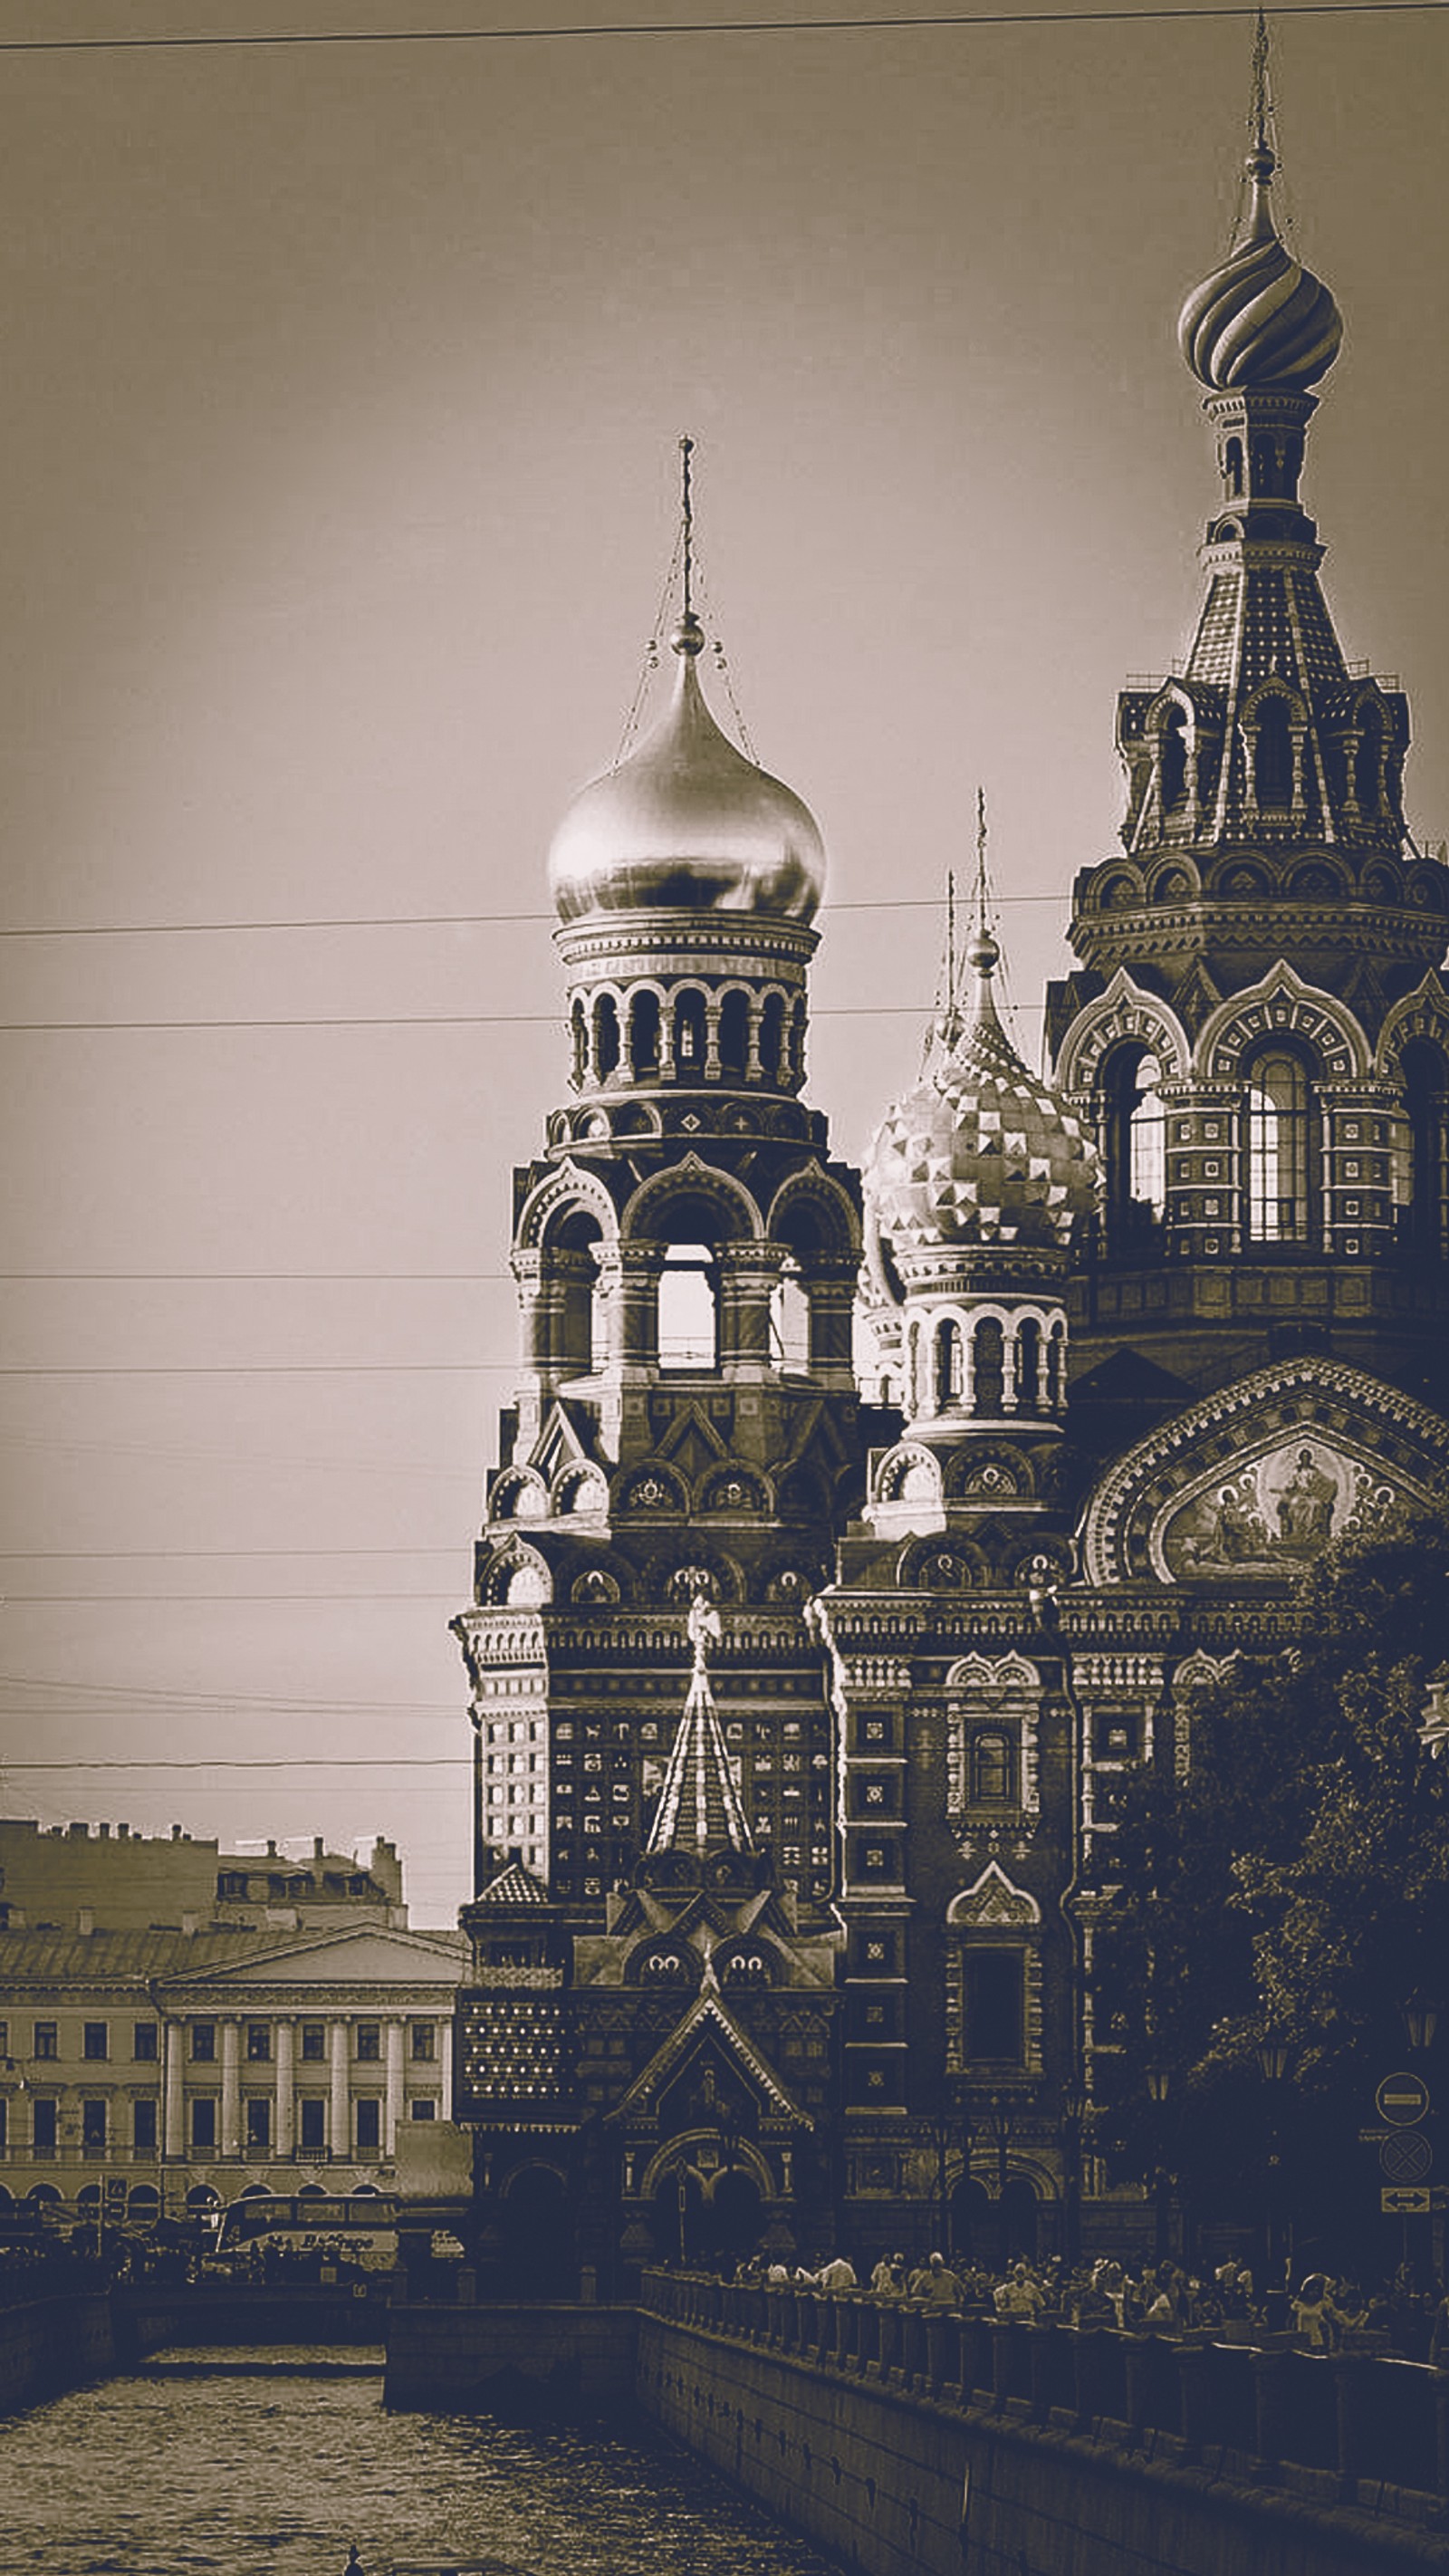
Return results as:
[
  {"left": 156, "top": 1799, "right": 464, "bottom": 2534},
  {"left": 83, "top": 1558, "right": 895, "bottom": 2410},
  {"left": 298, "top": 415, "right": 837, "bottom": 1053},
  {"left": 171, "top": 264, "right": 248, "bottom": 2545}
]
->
[
  {"left": 1001, "top": 2175, "right": 1040, "bottom": 2261},
  {"left": 705, "top": 2167, "right": 763, "bottom": 2273},
  {"left": 500, "top": 2162, "right": 574, "bottom": 2299}
]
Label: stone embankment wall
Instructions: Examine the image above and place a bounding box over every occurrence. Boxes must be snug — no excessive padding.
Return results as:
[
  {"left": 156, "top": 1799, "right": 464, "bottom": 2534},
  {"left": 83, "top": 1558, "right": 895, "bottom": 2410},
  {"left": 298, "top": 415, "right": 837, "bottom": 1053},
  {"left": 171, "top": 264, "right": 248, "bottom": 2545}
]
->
[
  {"left": 385, "top": 2300, "right": 638, "bottom": 2414},
  {"left": 637, "top": 2273, "right": 1449, "bottom": 2576},
  {"left": 0, "top": 2295, "right": 115, "bottom": 2414}
]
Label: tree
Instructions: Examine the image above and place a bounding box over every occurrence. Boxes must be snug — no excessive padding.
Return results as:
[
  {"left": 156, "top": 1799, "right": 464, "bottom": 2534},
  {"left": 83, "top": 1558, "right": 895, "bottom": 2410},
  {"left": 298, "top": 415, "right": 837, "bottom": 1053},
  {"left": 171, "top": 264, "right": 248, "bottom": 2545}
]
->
[{"left": 1091, "top": 1514, "right": 1449, "bottom": 2243}]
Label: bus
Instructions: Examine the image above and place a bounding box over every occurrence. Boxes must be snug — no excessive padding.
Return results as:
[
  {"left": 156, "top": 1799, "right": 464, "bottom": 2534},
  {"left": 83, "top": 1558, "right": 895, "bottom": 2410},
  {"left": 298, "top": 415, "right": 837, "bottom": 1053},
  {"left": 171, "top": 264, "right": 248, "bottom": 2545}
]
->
[{"left": 211, "top": 2191, "right": 398, "bottom": 2273}]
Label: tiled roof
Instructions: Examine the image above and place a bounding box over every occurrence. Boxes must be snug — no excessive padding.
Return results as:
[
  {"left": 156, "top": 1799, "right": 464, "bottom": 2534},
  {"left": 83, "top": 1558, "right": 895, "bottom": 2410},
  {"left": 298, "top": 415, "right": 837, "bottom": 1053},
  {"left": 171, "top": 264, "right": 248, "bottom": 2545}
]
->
[
  {"left": 0, "top": 1924, "right": 289, "bottom": 1982},
  {"left": 475, "top": 1858, "right": 551, "bottom": 1908}
]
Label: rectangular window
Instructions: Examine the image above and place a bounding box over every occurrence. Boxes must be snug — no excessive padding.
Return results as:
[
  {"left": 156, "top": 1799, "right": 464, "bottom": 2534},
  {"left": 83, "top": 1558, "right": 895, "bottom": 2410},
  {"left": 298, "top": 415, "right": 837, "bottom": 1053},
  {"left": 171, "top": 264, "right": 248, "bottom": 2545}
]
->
[
  {"left": 245, "top": 2098, "right": 270, "bottom": 2153},
  {"left": 82, "top": 2022, "right": 109, "bottom": 2062},
  {"left": 33, "top": 2099, "right": 57, "bottom": 2153},
  {"left": 191, "top": 2097, "right": 216, "bottom": 2150},
  {"left": 82, "top": 2100, "right": 107, "bottom": 2155},
  {"left": 300, "top": 2023, "right": 325, "bottom": 2062},
  {"left": 132, "top": 2023, "right": 158, "bottom": 2062},
  {"left": 409, "top": 2099, "right": 437, "bottom": 2121},
  {"left": 299, "top": 2098, "right": 326, "bottom": 2154},
  {"left": 133, "top": 2098, "right": 158, "bottom": 2153},
  {"left": 409, "top": 2023, "right": 435, "bottom": 2062},
  {"left": 355, "top": 2023, "right": 380, "bottom": 2063},
  {"left": 965, "top": 1950, "right": 1024, "bottom": 2063},
  {"left": 245, "top": 2023, "right": 271, "bottom": 2063},
  {"left": 0, "top": 2021, "right": 6, "bottom": 2057},
  {"left": 216, "top": 1871, "right": 248, "bottom": 1899},
  {"left": 190, "top": 2023, "right": 216, "bottom": 2062},
  {"left": 34, "top": 2022, "right": 58, "bottom": 2062},
  {"left": 355, "top": 2097, "right": 381, "bottom": 2151}
]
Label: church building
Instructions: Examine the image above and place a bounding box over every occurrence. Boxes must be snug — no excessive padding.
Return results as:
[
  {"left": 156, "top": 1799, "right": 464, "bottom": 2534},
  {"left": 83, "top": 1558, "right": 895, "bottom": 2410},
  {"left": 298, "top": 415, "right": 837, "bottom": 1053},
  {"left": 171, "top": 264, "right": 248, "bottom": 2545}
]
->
[{"left": 449, "top": 65, "right": 1449, "bottom": 2289}]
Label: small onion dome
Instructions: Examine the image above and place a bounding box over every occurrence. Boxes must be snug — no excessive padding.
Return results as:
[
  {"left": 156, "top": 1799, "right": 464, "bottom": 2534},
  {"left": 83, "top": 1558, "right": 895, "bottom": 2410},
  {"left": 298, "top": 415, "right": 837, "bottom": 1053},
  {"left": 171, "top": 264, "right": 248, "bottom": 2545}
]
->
[
  {"left": 865, "top": 927, "right": 1099, "bottom": 1257},
  {"left": 548, "top": 613, "right": 826, "bottom": 926},
  {"left": 1178, "top": 144, "right": 1342, "bottom": 391}
]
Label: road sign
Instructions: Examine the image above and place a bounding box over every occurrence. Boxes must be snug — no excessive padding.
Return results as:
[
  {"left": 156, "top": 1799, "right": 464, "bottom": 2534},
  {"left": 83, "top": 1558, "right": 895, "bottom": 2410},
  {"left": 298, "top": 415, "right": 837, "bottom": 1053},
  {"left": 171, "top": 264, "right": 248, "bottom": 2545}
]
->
[
  {"left": 1380, "top": 2130, "right": 1433, "bottom": 2184},
  {"left": 1376, "top": 2071, "right": 1431, "bottom": 2128},
  {"left": 1381, "top": 2187, "right": 1432, "bottom": 2215}
]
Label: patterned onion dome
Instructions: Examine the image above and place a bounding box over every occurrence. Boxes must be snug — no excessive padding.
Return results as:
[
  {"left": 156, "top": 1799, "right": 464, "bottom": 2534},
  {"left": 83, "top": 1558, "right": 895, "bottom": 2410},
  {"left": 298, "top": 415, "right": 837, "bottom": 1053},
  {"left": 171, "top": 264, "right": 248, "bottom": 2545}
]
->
[
  {"left": 548, "top": 614, "right": 826, "bottom": 926},
  {"left": 865, "top": 928, "right": 1099, "bottom": 1259},
  {"left": 1178, "top": 145, "right": 1342, "bottom": 392}
]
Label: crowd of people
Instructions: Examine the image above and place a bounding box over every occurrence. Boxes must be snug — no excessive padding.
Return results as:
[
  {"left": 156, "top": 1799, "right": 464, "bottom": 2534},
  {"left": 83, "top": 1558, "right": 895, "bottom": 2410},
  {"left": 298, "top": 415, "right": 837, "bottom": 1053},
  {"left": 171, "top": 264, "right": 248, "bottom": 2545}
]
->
[{"left": 730, "top": 2246, "right": 1449, "bottom": 2363}]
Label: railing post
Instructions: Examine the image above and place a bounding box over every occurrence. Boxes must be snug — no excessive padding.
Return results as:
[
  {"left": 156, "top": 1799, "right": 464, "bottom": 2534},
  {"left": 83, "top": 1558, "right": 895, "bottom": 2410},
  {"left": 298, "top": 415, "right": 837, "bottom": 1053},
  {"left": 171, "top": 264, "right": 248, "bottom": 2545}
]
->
[
  {"left": 1333, "top": 2356, "right": 1371, "bottom": 2504},
  {"left": 991, "top": 2319, "right": 1016, "bottom": 2413},
  {"left": 1025, "top": 2323, "right": 1056, "bottom": 2425},
  {"left": 1121, "top": 2334, "right": 1153, "bottom": 2444},
  {"left": 1434, "top": 2368, "right": 1449, "bottom": 2517},
  {"left": 1251, "top": 2348, "right": 1287, "bottom": 2480},
  {"left": 924, "top": 2311, "right": 952, "bottom": 2396},
  {"left": 1176, "top": 2339, "right": 1214, "bottom": 2463}
]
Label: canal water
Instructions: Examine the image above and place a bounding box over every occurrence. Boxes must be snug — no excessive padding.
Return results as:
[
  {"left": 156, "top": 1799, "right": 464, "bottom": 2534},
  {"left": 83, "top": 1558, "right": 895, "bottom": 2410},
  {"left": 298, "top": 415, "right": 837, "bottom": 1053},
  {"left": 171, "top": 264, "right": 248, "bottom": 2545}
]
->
[{"left": 1, "top": 2350, "right": 846, "bottom": 2576}]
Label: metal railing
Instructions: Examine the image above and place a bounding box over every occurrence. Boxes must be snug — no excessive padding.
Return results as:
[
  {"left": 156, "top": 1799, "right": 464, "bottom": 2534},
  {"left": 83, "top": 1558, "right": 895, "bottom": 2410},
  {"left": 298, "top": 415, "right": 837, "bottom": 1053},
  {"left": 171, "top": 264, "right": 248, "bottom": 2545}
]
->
[{"left": 639, "top": 2270, "right": 1449, "bottom": 2517}]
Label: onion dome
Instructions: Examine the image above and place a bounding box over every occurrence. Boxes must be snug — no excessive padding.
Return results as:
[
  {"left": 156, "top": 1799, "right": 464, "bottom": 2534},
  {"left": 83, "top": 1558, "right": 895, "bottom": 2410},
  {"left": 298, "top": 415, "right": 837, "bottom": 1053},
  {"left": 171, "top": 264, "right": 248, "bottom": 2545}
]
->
[
  {"left": 548, "top": 613, "right": 826, "bottom": 926},
  {"left": 865, "top": 926, "right": 1099, "bottom": 1256},
  {"left": 1178, "top": 142, "right": 1342, "bottom": 391}
]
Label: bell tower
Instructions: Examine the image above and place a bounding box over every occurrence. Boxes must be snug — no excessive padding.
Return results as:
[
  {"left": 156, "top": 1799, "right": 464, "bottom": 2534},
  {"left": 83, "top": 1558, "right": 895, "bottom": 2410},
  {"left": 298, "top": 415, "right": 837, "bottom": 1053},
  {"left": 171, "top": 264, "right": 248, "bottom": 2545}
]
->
[{"left": 453, "top": 449, "right": 863, "bottom": 1917}]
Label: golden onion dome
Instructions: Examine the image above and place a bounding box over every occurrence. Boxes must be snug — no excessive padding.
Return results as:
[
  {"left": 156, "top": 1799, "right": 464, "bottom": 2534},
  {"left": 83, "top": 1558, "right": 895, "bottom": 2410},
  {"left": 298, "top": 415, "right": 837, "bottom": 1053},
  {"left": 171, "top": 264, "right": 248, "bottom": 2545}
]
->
[
  {"left": 547, "top": 616, "right": 827, "bottom": 926},
  {"left": 1178, "top": 143, "right": 1342, "bottom": 392},
  {"left": 865, "top": 927, "right": 1099, "bottom": 1263}
]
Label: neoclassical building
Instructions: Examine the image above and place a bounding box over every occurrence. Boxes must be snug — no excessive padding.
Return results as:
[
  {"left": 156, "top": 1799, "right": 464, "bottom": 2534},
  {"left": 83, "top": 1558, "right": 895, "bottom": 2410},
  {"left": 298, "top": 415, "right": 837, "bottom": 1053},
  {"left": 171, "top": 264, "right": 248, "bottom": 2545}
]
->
[{"left": 451, "top": 84, "right": 1449, "bottom": 2283}]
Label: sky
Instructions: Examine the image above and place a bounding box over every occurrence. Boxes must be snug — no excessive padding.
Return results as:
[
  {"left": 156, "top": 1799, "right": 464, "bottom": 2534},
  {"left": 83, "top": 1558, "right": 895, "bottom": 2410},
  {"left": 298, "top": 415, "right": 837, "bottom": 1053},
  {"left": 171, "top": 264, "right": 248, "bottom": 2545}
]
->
[{"left": 0, "top": 0, "right": 1445, "bottom": 1925}]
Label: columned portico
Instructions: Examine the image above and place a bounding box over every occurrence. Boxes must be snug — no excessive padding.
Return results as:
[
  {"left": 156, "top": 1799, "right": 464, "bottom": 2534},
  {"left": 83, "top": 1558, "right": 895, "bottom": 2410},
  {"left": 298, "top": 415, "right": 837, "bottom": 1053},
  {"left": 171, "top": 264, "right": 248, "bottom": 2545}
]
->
[
  {"left": 274, "top": 2018, "right": 295, "bottom": 2159},
  {"left": 329, "top": 2020, "right": 350, "bottom": 2162},
  {"left": 220, "top": 2018, "right": 242, "bottom": 2159}
]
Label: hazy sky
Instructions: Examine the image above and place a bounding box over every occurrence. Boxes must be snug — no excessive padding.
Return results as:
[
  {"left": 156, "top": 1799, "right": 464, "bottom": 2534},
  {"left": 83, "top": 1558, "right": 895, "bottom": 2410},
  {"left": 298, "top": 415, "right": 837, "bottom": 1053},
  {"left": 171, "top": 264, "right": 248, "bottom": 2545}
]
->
[{"left": 1, "top": 0, "right": 1445, "bottom": 1922}]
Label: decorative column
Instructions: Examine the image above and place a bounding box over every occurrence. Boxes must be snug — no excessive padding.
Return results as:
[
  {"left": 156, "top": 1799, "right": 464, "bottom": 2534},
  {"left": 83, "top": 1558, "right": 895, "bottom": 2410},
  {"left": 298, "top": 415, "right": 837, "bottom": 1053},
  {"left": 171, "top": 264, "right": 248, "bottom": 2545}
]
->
[
  {"left": 163, "top": 2020, "right": 185, "bottom": 2161},
  {"left": 440, "top": 2015, "right": 454, "bottom": 2119},
  {"left": 220, "top": 2019, "right": 242, "bottom": 2159},
  {"left": 385, "top": 2019, "right": 406, "bottom": 2156},
  {"left": 274, "top": 2019, "right": 295, "bottom": 2164},
  {"left": 330, "top": 2020, "right": 350, "bottom": 2165}
]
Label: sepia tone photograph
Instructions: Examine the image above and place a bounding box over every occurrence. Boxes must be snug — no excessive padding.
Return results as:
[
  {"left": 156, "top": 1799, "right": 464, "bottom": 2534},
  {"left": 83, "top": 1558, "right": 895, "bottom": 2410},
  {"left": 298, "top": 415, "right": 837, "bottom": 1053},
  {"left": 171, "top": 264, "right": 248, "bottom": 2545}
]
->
[{"left": 1, "top": 0, "right": 1447, "bottom": 2568}]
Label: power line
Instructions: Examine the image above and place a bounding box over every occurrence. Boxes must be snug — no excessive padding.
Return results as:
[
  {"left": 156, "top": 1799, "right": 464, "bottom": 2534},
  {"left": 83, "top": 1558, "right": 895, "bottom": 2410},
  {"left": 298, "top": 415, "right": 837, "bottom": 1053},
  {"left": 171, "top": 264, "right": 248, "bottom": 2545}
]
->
[
  {"left": 0, "top": 1001, "right": 1046, "bottom": 1031},
  {"left": 0, "top": 1591, "right": 468, "bottom": 1602},
  {"left": 0, "top": 1757, "right": 470, "bottom": 1770},
  {"left": 0, "top": 1547, "right": 466, "bottom": 1560},
  {"left": 0, "top": 1362, "right": 512, "bottom": 1376},
  {"left": 0, "top": 2, "right": 1440, "bottom": 53},
  {"left": 0, "top": 1669, "right": 458, "bottom": 1715},
  {"left": 0, "top": 893, "right": 1069, "bottom": 939},
  {"left": 0, "top": 1273, "right": 509, "bottom": 1283}
]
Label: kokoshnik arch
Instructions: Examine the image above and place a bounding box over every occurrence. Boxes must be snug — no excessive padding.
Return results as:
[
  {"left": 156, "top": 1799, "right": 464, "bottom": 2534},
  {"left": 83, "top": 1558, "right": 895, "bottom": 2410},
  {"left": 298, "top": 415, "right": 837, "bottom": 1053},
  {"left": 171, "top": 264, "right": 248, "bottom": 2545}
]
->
[{"left": 446, "top": 54, "right": 1449, "bottom": 2292}]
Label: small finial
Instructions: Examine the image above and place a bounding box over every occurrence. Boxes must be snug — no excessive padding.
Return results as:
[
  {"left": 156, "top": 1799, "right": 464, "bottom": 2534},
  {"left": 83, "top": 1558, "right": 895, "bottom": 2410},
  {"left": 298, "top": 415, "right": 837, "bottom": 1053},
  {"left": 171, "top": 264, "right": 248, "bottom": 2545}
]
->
[
  {"left": 1246, "top": 8, "right": 1275, "bottom": 182},
  {"left": 670, "top": 434, "right": 705, "bottom": 658},
  {"left": 967, "top": 787, "right": 999, "bottom": 975}
]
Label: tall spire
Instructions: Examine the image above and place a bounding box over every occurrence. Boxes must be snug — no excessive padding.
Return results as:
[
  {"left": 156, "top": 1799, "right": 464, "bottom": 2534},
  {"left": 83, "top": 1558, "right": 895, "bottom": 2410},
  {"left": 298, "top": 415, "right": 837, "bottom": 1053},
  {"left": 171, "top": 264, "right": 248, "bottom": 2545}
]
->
[{"left": 647, "top": 1591, "right": 754, "bottom": 1857}]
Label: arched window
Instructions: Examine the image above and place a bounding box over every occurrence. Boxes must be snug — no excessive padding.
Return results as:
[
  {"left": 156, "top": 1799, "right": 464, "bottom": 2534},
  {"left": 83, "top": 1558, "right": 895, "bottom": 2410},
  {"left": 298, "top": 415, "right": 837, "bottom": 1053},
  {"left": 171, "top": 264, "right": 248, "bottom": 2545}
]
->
[
  {"left": 718, "top": 990, "right": 749, "bottom": 1081},
  {"left": 1401, "top": 1040, "right": 1449, "bottom": 1256},
  {"left": 1160, "top": 706, "right": 1188, "bottom": 812},
  {"left": 594, "top": 994, "right": 620, "bottom": 1080},
  {"left": 1253, "top": 697, "right": 1294, "bottom": 810},
  {"left": 629, "top": 989, "right": 660, "bottom": 1080},
  {"left": 759, "top": 991, "right": 785, "bottom": 1082},
  {"left": 1223, "top": 436, "right": 1243, "bottom": 498},
  {"left": 935, "top": 1318, "right": 963, "bottom": 1411},
  {"left": 970, "top": 1728, "right": 1016, "bottom": 1803},
  {"left": 1245, "top": 1048, "right": 1313, "bottom": 1243},
  {"left": 552, "top": 1210, "right": 605, "bottom": 1379},
  {"left": 971, "top": 1317, "right": 1004, "bottom": 1416},
  {"left": 1015, "top": 1317, "right": 1041, "bottom": 1414},
  {"left": 769, "top": 1258, "right": 811, "bottom": 1374},
  {"left": 674, "top": 990, "right": 706, "bottom": 1077},
  {"left": 657, "top": 1243, "right": 717, "bottom": 1370},
  {"left": 1102, "top": 1045, "right": 1165, "bottom": 1243},
  {"left": 1354, "top": 711, "right": 1383, "bottom": 819},
  {"left": 570, "top": 1000, "right": 588, "bottom": 1088},
  {"left": 789, "top": 997, "right": 807, "bottom": 1085},
  {"left": 964, "top": 1950, "right": 1023, "bottom": 2063},
  {"left": 1046, "top": 1322, "right": 1065, "bottom": 1411}
]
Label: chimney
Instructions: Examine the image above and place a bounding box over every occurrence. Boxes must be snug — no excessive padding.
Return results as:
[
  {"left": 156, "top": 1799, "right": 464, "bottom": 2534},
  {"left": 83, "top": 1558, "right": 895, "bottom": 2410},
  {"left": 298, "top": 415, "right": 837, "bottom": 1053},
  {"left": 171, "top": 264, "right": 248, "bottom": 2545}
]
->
[
  {"left": 118, "top": 1824, "right": 130, "bottom": 1839},
  {"left": 266, "top": 1839, "right": 278, "bottom": 1859},
  {"left": 313, "top": 1836, "right": 324, "bottom": 1862},
  {"left": 77, "top": 1908, "right": 94, "bottom": 1936},
  {"left": 98, "top": 1822, "right": 110, "bottom": 1839},
  {"left": 69, "top": 1821, "right": 88, "bottom": 1838},
  {"left": 181, "top": 1913, "right": 198, "bottom": 1937},
  {"left": 171, "top": 1824, "right": 183, "bottom": 1841}
]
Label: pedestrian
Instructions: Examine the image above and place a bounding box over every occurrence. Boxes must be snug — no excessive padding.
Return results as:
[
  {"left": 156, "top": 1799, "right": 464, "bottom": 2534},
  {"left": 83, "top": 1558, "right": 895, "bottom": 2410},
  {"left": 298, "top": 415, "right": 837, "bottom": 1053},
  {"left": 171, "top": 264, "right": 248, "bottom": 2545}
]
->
[
  {"left": 816, "top": 2251, "right": 858, "bottom": 2292},
  {"left": 919, "top": 2250, "right": 964, "bottom": 2310}
]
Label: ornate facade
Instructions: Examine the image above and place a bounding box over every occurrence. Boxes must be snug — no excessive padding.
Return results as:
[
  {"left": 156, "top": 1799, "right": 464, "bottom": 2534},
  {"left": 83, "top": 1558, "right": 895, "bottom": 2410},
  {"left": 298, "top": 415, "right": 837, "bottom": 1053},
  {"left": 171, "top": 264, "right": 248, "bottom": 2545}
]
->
[{"left": 451, "top": 89, "right": 1449, "bottom": 2283}]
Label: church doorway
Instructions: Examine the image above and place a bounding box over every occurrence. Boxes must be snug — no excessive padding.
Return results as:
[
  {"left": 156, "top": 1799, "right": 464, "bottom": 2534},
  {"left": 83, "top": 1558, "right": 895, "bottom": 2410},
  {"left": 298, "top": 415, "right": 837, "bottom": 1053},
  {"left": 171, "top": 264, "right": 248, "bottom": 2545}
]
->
[
  {"left": 499, "top": 2162, "right": 574, "bottom": 2299},
  {"left": 704, "top": 2167, "right": 763, "bottom": 2272}
]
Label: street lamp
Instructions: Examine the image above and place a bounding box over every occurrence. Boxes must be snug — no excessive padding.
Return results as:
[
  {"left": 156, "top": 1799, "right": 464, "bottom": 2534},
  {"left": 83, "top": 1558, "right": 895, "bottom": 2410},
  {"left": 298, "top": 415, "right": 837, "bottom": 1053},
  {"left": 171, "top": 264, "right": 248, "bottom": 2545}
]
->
[
  {"left": 1403, "top": 1993, "right": 1439, "bottom": 2054},
  {"left": 1254, "top": 2035, "right": 1291, "bottom": 2288},
  {"left": 1061, "top": 2089, "right": 1088, "bottom": 2268},
  {"left": 1144, "top": 2062, "right": 1172, "bottom": 2261}
]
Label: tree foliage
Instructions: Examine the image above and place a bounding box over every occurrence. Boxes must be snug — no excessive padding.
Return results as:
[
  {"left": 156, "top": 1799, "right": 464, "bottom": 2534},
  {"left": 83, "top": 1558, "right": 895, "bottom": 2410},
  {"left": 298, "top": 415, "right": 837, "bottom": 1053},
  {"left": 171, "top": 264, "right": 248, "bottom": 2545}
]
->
[{"left": 1092, "top": 1515, "right": 1449, "bottom": 2210}]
